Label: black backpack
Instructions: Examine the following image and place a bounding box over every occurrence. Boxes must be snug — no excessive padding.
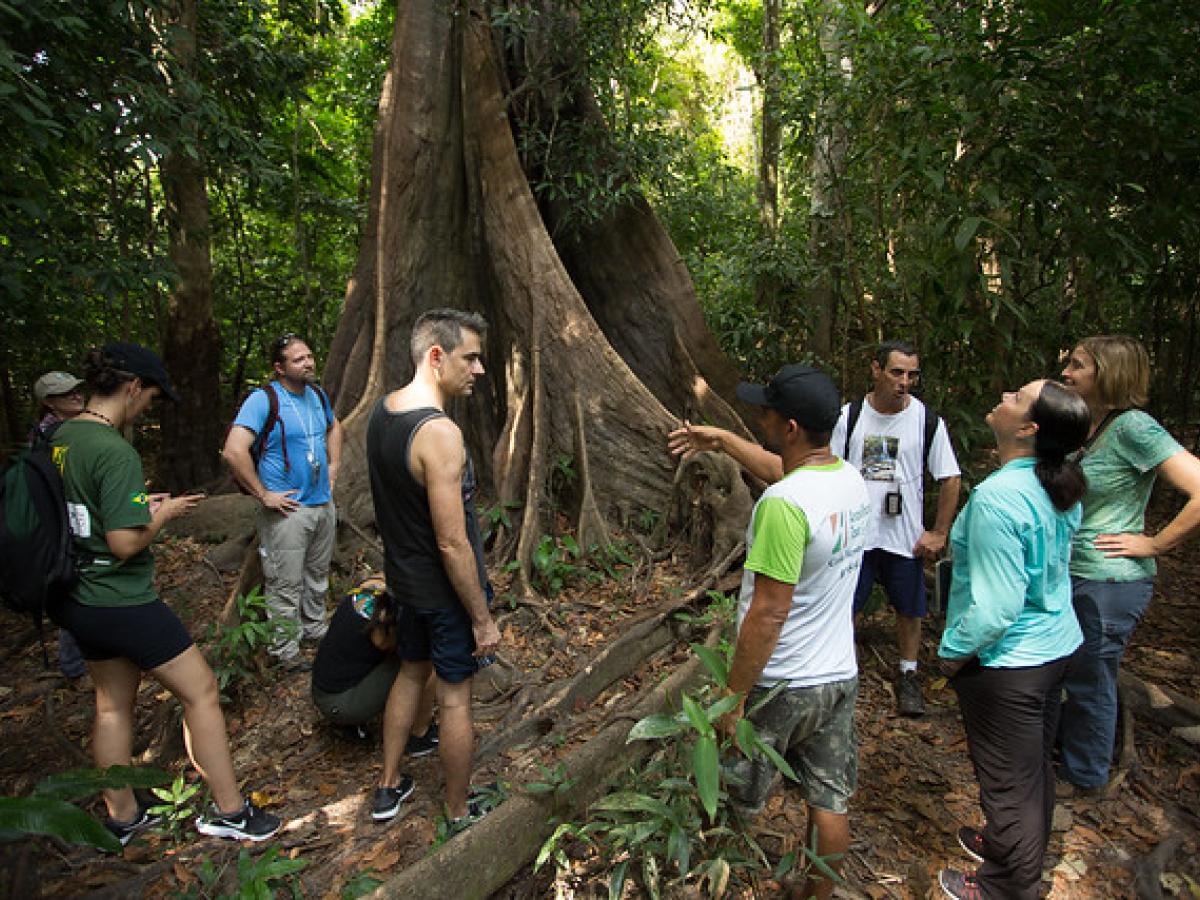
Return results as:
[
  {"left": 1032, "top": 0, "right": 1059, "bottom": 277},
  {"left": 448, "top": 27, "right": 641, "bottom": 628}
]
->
[{"left": 0, "top": 425, "right": 79, "bottom": 658}]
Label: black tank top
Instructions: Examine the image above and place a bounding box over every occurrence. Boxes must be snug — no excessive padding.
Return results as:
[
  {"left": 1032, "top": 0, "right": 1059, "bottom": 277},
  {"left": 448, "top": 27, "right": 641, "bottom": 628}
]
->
[{"left": 365, "top": 401, "right": 487, "bottom": 609}]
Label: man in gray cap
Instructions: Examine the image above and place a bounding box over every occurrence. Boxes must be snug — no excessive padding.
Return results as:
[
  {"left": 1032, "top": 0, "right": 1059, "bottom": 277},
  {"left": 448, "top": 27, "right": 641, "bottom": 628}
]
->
[
  {"left": 31, "top": 370, "right": 87, "bottom": 679},
  {"left": 681, "top": 364, "right": 869, "bottom": 900}
]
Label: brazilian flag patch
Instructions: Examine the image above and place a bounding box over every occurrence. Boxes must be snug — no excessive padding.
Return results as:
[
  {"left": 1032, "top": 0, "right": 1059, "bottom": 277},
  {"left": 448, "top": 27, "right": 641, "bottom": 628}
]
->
[{"left": 131, "top": 492, "right": 150, "bottom": 506}]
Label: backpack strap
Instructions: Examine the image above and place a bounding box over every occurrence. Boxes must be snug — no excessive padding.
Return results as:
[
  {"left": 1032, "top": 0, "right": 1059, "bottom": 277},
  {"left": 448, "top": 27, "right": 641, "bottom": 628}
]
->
[
  {"left": 843, "top": 397, "right": 864, "bottom": 460},
  {"left": 314, "top": 385, "right": 334, "bottom": 429},
  {"left": 258, "top": 383, "right": 289, "bottom": 473},
  {"left": 921, "top": 402, "right": 940, "bottom": 472}
]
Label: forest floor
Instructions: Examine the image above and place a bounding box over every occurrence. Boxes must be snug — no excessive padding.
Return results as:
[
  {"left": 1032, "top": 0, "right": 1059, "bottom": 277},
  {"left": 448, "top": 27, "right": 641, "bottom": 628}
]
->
[{"left": 2, "top": 501, "right": 1199, "bottom": 899}]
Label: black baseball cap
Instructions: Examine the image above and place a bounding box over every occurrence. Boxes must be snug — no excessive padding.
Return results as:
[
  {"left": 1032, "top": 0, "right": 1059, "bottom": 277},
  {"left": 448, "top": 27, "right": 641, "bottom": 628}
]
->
[
  {"left": 102, "top": 342, "right": 182, "bottom": 404},
  {"left": 736, "top": 364, "right": 841, "bottom": 432}
]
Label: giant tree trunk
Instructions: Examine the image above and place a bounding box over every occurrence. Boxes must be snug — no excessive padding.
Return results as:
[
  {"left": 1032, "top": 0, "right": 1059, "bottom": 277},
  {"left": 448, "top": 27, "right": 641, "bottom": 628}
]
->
[
  {"left": 324, "top": 0, "right": 752, "bottom": 589},
  {"left": 157, "top": 0, "right": 223, "bottom": 492}
]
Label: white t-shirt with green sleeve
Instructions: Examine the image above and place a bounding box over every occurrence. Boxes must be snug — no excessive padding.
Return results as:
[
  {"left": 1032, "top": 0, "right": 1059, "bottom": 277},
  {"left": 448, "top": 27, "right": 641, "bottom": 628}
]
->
[
  {"left": 737, "top": 459, "right": 871, "bottom": 689},
  {"left": 1071, "top": 410, "right": 1183, "bottom": 582}
]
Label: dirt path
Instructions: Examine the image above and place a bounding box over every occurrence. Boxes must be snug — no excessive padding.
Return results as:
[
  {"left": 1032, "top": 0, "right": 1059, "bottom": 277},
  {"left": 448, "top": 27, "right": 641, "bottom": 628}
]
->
[{"left": 2, "top": 520, "right": 1198, "bottom": 898}]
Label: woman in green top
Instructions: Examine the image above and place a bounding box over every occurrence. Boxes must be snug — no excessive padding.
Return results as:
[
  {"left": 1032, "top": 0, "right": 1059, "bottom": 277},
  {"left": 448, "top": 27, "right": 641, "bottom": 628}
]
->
[
  {"left": 1058, "top": 335, "right": 1200, "bottom": 792},
  {"left": 52, "top": 343, "right": 280, "bottom": 845}
]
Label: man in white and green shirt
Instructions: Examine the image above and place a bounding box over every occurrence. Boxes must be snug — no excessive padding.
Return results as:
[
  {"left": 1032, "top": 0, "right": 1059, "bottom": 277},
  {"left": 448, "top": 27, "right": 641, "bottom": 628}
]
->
[{"left": 720, "top": 364, "right": 870, "bottom": 900}]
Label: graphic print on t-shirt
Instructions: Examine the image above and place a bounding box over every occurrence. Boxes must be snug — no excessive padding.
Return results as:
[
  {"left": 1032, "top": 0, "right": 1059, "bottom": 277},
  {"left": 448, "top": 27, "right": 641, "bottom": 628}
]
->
[{"left": 861, "top": 434, "right": 899, "bottom": 481}]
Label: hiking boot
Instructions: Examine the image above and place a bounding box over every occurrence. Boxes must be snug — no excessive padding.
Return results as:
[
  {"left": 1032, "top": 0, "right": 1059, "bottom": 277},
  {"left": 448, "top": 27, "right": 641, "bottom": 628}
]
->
[
  {"left": 195, "top": 799, "right": 282, "bottom": 842},
  {"left": 405, "top": 721, "right": 439, "bottom": 757},
  {"left": 956, "top": 826, "right": 985, "bottom": 864},
  {"left": 938, "top": 868, "right": 983, "bottom": 900},
  {"left": 103, "top": 803, "right": 163, "bottom": 847},
  {"left": 371, "top": 775, "right": 415, "bottom": 822},
  {"left": 896, "top": 671, "right": 925, "bottom": 717}
]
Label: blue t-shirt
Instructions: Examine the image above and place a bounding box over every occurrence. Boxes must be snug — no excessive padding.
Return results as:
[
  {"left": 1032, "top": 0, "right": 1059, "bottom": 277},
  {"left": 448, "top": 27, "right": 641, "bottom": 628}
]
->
[
  {"left": 938, "top": 457, "right": 1083, "bottom": 667},
  {"left": 233, "top": 383, "right": 333, "bottom": 506}
]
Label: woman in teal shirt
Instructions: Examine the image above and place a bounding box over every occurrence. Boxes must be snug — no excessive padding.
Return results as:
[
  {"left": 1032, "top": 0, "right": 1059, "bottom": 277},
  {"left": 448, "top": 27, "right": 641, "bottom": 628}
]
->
[
  {"left": 1058, "top": 335, "right": 1200, "bottom": 792},
  {"left": 937, "top": 380, "right": 1090, "bottom": 900}
]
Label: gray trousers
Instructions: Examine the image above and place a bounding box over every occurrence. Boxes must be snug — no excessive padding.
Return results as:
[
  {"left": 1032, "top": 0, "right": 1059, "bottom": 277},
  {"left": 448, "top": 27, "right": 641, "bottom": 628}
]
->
[{"left": 258, "top": 502, "right": 336, "bottom": 659}]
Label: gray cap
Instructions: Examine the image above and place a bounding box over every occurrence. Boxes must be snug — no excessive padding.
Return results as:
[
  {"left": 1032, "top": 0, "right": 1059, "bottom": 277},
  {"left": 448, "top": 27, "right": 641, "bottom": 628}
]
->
[{"left": 34, "top": 371, "right": 83, "bottom": 404}]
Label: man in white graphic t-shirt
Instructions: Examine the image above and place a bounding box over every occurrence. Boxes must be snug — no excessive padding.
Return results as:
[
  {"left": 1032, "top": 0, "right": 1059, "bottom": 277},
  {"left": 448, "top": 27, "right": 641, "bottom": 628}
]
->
[
  {"left": 720, "top": 364, "right": 869, "bottom": 900},
  {"left": 830, "top": 340, "right": 960, "bottom": 716}
]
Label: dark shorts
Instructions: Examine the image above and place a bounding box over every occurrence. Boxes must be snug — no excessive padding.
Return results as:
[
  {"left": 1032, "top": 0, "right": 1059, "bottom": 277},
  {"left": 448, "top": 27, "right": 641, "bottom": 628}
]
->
[
  {"left": 52, "top": 598, "right": 194, "bottom": 671},
  {"left": 395, "top": 601, "right": 481, "bottom": 684},
  {"left": 853, "top": 549, "right": 926, "bottom": 617}
]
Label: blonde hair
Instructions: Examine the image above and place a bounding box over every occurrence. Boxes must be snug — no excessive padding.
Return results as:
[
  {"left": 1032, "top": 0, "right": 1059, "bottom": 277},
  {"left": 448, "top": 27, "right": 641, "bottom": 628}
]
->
[{"left": 1077, "top": 335, "right": 1150, "bottom": 409}]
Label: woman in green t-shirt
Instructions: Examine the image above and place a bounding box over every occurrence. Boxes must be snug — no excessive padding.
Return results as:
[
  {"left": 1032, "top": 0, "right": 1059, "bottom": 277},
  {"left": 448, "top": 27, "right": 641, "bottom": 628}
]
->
[
  {"left": 1058, "top": 335, "right": 1200, "bottom": 792},
  {"left": 52, "top": 343, "right": 281, "bottom": 845}
]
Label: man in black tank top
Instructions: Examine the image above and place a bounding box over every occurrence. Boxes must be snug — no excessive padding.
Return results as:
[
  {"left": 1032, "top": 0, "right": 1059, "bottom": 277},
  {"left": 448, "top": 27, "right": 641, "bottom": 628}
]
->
[{"left": 365, "top": 309, "right": 501, "bottom": 829}]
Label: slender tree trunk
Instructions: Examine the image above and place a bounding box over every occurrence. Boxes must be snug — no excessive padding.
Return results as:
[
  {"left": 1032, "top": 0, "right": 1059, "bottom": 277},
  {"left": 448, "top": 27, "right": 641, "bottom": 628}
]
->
[
  {"left": 156, "top": 0, "right": 223, "bottom": 492},
  {"left": 808, "top": 0, "right": 852, "bottom": 363}
]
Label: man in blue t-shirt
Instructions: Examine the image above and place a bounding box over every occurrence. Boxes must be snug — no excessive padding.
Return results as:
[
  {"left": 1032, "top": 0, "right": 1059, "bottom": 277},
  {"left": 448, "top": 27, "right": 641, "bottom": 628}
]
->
[{"left": 222, "top": 335, "right": 344, "bottom": 670}]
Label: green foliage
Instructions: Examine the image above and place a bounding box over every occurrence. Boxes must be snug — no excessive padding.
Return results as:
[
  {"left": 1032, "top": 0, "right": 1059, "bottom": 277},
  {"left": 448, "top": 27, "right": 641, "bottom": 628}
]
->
[
  {"left": 204, "top": 587, "right": 291, "bottom": 699},
  {"left": 481, "top": 500, "right": 521, "bottom": 546},
  {"left": 340, "top": 872, "right": 384, "bottom": 899},
  {"left": 537, "top": 646, "right": 839, "bottom": 896},
  {"left": 525, "top": 763, "right": 578, "bottom": 799},
  {"left": 147, "top": 774, "right": 201, "bottom": 845},
  {"left": 531, "top": 534, "right": 582, "bottom": 597},
  {"left": 181, "top": 846, "right": 309, "bottom": 899},
  {"left": 0, "top": 766, "right": 171, "bottom": 853}
]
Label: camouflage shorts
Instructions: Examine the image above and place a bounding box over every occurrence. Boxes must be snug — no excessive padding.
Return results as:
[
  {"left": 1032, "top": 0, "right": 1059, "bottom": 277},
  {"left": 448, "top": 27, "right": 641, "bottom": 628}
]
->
[{"left": 725, "top": 676, "right": 858, "bottom": 815}]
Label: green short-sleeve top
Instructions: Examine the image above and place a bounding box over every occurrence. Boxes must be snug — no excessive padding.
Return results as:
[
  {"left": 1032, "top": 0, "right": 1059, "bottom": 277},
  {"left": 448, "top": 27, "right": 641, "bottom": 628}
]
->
[
  {"left": 1071, "top": 410, "right": 1182, "bottom": 582},
  {"left": 52, "top": 419, "right": 156, "bottom": 607}
]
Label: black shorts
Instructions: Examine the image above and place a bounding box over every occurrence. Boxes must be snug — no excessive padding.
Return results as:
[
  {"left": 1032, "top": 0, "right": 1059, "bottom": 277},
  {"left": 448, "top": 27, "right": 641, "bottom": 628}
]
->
[
  {"left": 52, "top": 598, "right": 194, "bottom": 671},
  {"left": 395, "top": 601, "right": 481, "bottom": 685}
]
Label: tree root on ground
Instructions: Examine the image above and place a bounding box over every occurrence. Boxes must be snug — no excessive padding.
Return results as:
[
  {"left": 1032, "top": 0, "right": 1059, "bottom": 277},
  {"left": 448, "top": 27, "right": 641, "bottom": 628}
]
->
[{"left": 371, "top": 623, "right": 721, "bottom": 900}]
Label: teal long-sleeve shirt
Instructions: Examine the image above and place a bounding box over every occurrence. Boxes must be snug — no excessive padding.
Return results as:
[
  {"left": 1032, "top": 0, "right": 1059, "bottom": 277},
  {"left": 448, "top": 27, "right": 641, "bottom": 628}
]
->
[{"left": 938, "top": 457, "right": 1083, "bottom": 667}]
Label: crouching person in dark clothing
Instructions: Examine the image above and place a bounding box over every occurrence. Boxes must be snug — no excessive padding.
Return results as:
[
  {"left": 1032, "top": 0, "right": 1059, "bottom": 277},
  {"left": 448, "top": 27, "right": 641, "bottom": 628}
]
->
[{"left": 311, "top": 577, "right": 437, "bottom": 754}]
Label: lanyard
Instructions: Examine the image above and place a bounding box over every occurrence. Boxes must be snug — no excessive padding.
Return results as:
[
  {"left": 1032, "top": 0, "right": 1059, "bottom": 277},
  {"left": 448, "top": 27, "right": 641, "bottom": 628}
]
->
[{"left": 281, "top": 385, "right": 318, "bottom": 464}]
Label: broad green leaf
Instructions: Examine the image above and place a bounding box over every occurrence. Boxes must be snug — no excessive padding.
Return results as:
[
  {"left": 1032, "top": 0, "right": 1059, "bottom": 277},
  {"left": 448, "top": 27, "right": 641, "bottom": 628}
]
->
[
  {"left": 592, "top": 792, "right": 675, "bottom": 822},
  {"left": 0, "top": 797, "right": 121, "bottom": 852},
  {"left": 667, "top": 824, "right": 690, "bottom": 875},
  {"left": 681, "top": 694, "right": 713, "bottom": 739},
  {"left": 626, "top": 713, "right": 685, "bottom": 742},
  {"left": 692, "top": 735, "right": 720, "bottom": 820},
  {"left": 607, "top": 860, "right": 628, "bottom": 900},
  {"left": 954, "top": 216, "right": 982, "bottom": 252},
  {"left": 690, "top": 643, "right": 728, "bottom": 687},
  {"left": 704, "top": 692, "right": 742, "bottom": 723},
  {"left": 33, "top": 766, "right": 171, "bottom": 800},
  {"left": 753, "top": 736, "right": 798, "bottom": 783}
]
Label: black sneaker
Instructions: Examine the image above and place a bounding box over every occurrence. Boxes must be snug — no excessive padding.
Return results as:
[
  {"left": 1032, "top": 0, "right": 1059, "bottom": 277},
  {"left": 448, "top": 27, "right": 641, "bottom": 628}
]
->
[
  {"left": 195, "top": 799, "right": 282, "bottom": 841},
  {"left": 445, "top": 787, "right": 496, "bottom": 836},
  {"left": 956, "top": 826, "right": 985, "bottom": 864},
  {"left": 103, "top": 804, "right": 163, "bottom": 846},
  {"left": 896, "top": 670, "right": 925, "bottom": 717},
  {"left": 371, "top": 775, "right": 415, "bottom": 822},
  {"left": 938, "top": 868, "right": 983, "bottom": 900},
  {"left": 405, "top": 721, "right": 439, "bottom": 757}
]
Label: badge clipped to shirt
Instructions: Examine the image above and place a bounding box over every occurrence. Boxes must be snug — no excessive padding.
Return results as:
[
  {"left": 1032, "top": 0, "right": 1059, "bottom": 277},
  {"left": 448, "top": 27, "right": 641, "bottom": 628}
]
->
[{"left": 884, "top": 489, "right": 902, "bottom": 516}]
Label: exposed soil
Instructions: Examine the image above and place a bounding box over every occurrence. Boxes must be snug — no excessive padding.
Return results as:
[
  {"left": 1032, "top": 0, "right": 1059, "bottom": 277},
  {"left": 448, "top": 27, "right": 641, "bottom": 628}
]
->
[{"left": 1, "top": 499, "right": 1198, "bottom": 898}]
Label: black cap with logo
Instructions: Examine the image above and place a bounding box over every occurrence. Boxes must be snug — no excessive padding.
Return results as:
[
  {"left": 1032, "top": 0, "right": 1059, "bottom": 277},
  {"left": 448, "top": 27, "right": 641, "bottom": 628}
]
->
[{"left": 736, "top": 364, "right": 841, "bottom": 432}]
